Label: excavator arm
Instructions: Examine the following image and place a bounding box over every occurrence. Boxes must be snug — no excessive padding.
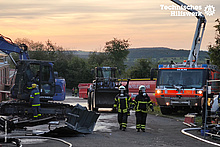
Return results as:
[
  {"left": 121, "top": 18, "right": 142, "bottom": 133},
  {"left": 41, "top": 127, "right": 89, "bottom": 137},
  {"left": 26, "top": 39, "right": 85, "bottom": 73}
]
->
[
  {"left": 0, "top": 34, "right": 29, "bottom": 66},
  {"left": 171, "top": 0, "right": 206, "bottom": 66}
]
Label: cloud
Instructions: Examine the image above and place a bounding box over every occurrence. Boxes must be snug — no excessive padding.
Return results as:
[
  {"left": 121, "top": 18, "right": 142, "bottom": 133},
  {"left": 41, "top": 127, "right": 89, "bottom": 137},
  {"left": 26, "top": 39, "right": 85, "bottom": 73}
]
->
[{"left": 0, "top": 0, "right": 219, "bottom": 51}]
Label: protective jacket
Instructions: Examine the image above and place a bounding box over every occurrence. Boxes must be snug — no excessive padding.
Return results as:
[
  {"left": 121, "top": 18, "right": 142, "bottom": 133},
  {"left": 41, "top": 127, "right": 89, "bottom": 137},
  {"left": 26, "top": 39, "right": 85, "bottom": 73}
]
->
[
  {"left": 114, "top": 94, "right": 132, "bottom": 113},
  {"left": 30, "top": 88, "right": 40, "bottom": 107},
  {"left": 133, "top": 93, "right": 153, "bottom": 113}
]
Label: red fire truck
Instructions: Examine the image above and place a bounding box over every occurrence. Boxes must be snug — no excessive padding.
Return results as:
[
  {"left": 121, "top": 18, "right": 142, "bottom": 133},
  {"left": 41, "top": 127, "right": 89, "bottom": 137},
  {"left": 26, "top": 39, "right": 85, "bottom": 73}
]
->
[
  {"left": 156, "top": 63, "right": 220, "bottom": 114},
  {"left": 124, "top": 79, "right": 156, "bottom": 103},
  {"left": 155, "top": 0, "right": 220, "bottom": 114}
]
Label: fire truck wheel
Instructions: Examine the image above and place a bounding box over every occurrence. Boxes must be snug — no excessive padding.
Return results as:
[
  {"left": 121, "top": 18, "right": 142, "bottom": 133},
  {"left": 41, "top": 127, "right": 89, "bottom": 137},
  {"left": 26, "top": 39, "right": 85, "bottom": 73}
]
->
[{"left": 160, "top": 107, "right": 172, "bottom": 115}]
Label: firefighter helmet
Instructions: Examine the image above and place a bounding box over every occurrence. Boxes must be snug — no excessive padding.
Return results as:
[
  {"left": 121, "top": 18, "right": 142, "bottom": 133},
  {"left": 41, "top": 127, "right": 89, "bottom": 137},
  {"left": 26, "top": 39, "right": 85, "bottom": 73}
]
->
[
  {"left": 139, "top": 85, "right": 146, "bottom": 96},
  {"left": 119, "top": 85, "right": 126, "bottom": 96},
  {"left": 119, "top": 85, "right": 126, "bottom": 91},
  {"left": 139, "top": 85, "right": 146, "bottom": 91},
  {"left": 32, "top": 83, "right": 37, "bottom": 88}
]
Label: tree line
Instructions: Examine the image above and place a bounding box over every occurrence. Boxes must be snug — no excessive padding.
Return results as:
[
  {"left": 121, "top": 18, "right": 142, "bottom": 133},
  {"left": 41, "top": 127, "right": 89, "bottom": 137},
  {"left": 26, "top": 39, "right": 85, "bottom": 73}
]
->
[
  {"left": 10, "top": 18, "right": 220, "bottom": 89},
  {"left": 11, "top": 38, "right": 154, "bottom": 89}
]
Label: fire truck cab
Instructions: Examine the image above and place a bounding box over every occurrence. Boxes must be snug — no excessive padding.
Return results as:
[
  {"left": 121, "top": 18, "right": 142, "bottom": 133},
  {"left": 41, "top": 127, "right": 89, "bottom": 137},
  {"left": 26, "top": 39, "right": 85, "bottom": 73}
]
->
[{"left": 155, "top": 63, "right": 220, "bottom": 114}]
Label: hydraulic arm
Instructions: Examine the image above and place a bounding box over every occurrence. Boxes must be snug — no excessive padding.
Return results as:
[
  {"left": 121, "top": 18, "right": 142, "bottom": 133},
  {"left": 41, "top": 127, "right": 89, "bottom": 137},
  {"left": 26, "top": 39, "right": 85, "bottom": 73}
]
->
[
  {"left": 171, "top": 0, "right": 206, "bottom": 66},
  {"left": 0, "top": 34, "right": 29, "bottom": 66}
]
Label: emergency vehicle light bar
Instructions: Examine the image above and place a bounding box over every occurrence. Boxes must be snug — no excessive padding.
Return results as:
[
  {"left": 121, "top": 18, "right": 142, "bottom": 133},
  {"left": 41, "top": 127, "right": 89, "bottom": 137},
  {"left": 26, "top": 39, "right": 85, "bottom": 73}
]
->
[{"left": 158, "top": 63, "right": 217, "bottom": 69}]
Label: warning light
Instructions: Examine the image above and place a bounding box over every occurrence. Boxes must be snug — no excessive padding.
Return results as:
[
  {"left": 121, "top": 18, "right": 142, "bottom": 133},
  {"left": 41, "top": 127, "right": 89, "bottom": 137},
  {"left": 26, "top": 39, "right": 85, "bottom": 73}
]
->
[
  {"left": 202, "top": 64, "right": 208, "bottom": 67},
  {"left": 184, "top": 60, "right": 187, "bottom": 62},
  {"left": 192, "top": 60, "right": 196, "bottom": 62},
  {"left": 158, "top": 65, "right": 163, "bottom": 68},
  {"left": 195, "top": 103, "right": 198, "bottom": 106},
  {"left": 166, "top": 102, "right": 170, "bottom": 106}
]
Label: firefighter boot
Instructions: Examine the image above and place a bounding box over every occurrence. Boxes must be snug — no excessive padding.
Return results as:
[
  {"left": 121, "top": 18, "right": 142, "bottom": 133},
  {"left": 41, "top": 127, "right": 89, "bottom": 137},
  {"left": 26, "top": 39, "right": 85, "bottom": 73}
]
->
[
  {"left": 136, "top": 129, "right": 140, "bottom": 132},
  {"left": 122, "top": 127, "right": 126, "bottom": 131}
]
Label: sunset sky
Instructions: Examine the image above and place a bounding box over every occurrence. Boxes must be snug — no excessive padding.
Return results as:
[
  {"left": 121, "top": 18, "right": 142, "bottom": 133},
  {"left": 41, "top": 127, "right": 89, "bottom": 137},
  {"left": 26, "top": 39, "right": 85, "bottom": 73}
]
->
[{"left": 1, "top": 0, "right": 219, "bottom": 51}]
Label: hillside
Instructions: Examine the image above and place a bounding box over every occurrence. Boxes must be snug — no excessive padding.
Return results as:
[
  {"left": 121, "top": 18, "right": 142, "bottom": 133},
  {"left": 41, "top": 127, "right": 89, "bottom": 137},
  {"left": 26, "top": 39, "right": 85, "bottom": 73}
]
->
[
  {"left": 69, "top": 47, "right": 209, "bottom": 66},
  {"left": 125, "top": 47, "right": 209, "bottom": 66}
]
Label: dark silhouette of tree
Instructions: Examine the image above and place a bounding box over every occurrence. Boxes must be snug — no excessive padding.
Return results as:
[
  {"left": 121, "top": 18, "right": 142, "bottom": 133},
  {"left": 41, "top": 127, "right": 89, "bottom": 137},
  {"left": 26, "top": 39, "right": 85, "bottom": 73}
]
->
[
  {"left": 104, "top": 38, "right": 130, "bottom": 71},
  {"left": 127, "top": 59, "right": 152, "bottom": 78},
  {"left": 208, "top": 19, "right": 220, "bottom": 68}
]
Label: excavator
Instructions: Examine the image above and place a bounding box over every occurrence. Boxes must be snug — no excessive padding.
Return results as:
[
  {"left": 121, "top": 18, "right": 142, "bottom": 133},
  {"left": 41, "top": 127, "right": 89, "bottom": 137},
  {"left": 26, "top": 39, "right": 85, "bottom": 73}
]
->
[
  {"left": 0, "top": 34, "right": 99, "bottom": 134},
  {"left": 0, "top": 35, "right": 65, "bottom": 101}
]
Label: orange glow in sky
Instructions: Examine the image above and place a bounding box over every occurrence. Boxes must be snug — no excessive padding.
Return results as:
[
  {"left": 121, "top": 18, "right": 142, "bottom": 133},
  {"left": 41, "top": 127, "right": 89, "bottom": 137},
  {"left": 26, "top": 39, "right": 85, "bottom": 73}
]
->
[{"left": 0, "top": 0, "right": 219, "bottom": 51}]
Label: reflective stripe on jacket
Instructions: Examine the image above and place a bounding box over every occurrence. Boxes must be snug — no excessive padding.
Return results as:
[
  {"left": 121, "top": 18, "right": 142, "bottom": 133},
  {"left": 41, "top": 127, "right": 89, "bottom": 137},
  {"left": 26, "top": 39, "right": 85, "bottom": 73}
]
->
[
  {"left": 133, "top": 93, "right": 152, "bottom": 113},
  {"left": 114, "top": 94, "right": 132, "bottom": 113},
  {"left": 30, "top": 88, "right": 40, "bottom": 107}
]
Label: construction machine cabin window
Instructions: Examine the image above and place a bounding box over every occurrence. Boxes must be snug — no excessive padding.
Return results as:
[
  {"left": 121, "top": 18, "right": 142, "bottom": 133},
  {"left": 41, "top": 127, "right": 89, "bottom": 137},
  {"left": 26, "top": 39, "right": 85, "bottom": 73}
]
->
[
  {"left": 29, "top": 64, "right": 40, "bottom": 84},
  {"left": 98, "top": 68, "right": 111, "bottom": 78},
  {"left": 158, "top": 69, "right": 205, "bottom": 88},
  {"left": 41, "top": 65, "right": 54, "bottom": 95},
  {"left": 26, "top": 63, "right": 54, "bottom": 96},
  {"left": 103, "top": 69, "right": 111, "bottom": 79}
]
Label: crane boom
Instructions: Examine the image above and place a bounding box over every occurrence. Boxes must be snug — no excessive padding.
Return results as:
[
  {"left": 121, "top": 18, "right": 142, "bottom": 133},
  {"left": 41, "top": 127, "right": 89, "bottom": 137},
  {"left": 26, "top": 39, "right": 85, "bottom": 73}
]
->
[{"left": 171, "top": 0, "right": 206, "bottom": 66}]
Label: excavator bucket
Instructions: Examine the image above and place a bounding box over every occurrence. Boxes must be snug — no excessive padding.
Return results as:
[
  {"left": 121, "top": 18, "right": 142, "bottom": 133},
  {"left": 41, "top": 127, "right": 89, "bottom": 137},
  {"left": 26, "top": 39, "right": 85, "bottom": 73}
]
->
[
  {"left": 66, "top": 104, "right": 100, "bottom": 134},
  {"left": 0, "top": 104, "right": 99, "bottom": 135},
  {"left": 94, "top": 90, "right": 118, "bottom": 108}
]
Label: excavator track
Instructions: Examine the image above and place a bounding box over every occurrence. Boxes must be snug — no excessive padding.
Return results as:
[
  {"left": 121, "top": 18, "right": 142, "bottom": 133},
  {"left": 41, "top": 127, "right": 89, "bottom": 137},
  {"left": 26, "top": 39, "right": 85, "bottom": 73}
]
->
[{"left": 0, "top": 100, "right": 75, "bottom": 119}]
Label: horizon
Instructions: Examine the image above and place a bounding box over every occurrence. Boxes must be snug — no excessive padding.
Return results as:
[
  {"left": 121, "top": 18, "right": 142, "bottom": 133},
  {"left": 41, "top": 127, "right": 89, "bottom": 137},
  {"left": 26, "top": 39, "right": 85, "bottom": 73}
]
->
[
  {"left": 62, "top": 46, "right": 209, "bottom": 53},
  {"left": 1, "top": 0, "right": 219, "bottom": 52}
]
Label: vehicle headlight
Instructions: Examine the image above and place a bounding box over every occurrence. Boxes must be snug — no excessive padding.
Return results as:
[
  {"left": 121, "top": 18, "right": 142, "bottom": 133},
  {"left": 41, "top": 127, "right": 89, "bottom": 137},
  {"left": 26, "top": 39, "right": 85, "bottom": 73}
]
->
[
  {"left": 198, "top": 90, "right": 203, "bottom": 94},
  {"left": 156, "top": 90, "right": 161, "bottom": 94}
]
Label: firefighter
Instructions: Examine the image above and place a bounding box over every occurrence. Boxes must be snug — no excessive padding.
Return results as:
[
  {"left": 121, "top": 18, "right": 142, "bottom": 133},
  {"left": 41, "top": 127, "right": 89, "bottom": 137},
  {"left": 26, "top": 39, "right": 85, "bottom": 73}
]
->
[
  {"left": 133, "top": 85, "right": 154, "bottom": 132},
  {"left": 113, "top": 85, "right": 132, "bottom": 131},
  {"left": 30, "top": 83, "right": 41, "bottom": 119}
]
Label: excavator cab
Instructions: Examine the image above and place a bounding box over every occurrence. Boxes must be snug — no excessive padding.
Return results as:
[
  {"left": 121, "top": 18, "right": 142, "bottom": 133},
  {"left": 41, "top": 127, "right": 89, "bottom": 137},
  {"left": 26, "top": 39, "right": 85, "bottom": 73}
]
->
[{"left": 11, "top": 60, "right": 55, "bottom": 101}]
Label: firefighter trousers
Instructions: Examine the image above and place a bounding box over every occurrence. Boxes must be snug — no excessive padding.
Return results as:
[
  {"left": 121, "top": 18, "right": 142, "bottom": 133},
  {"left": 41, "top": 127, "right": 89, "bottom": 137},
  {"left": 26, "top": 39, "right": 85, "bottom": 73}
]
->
[
  {"left": 32, "top": 106, "right": 41, "bottom": 119},
  {"left": 135, "top": 111, "right": 147, "bottom": 130},
  {"left": 118, "top": 112, "right": 128, "bottom": 129}
]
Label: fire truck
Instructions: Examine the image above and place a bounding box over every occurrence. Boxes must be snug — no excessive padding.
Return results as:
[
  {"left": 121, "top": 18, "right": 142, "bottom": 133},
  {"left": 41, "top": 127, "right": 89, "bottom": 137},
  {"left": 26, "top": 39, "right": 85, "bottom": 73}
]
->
[
  {"left": 123, "top": 79, "right": 156, "bottom": 103},
  {"left": 155, "top": 0, "right": 220, "bottom": 114},
  {"left": 156, "top": 63, "right": 220, "bottom": 114}
]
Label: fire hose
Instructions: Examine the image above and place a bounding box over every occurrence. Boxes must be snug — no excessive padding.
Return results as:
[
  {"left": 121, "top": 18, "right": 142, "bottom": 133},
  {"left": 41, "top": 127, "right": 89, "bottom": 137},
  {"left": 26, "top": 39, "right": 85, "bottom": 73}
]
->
[
  {"left": 181, "top": 128, "right": 220, "bottom": 146},
  {"left": 4, "top": 136, "right": 72, "bottom": 147}
]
